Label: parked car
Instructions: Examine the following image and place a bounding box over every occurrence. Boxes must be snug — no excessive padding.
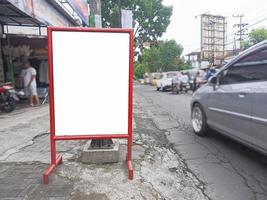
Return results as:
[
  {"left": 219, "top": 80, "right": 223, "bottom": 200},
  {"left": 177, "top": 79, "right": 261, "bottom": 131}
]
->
[
  {"left": 156, "top": 71, "right": 179, "bottom": 91},
  {"left": 191, "top": 40, "right": 267, "bottom": 155},
  {"left": 139, "top": 79, "right": 145, "bottom": 84},
  {"left": 144, "top": 74, "right": 150, "bottom": 85}
]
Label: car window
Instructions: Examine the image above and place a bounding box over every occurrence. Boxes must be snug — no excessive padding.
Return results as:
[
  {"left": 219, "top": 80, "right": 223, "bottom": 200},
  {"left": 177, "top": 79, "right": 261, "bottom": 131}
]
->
[
  {"left": 154, "top": 74, "right": 160, "bottom": 79},
  {"left": 238, "top": 49, "right": 267, "bottom": 64},
  {"left": 167, "top": 73, "right": 176, "bottom": 78},
  {"left": 220, "top": 48, "right": 267, "bottom": 85}
]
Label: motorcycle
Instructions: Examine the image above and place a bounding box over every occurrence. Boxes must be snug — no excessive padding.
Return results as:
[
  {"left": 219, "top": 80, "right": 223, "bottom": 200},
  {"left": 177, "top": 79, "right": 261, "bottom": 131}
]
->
[
  {"left": 177, "top": 82, "right": 190, "bottom": 94},
  {"left": 0, "top": 82, "right": 18, "bottom": 113},
  {"left": 172, "top": 82, "right": 190, "bottom": 94}
]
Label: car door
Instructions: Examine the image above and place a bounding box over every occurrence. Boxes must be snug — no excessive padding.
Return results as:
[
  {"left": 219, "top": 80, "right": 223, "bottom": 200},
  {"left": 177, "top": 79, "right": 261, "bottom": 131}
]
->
[
  {"left": 251, "top": 81, "right": 267, "bottom": 153},
  {"left": 246, "top": 48, "right": 267, "bottom": 153},
  {"left": 207, "top": 59, "right": 254, "bottom": 142}
]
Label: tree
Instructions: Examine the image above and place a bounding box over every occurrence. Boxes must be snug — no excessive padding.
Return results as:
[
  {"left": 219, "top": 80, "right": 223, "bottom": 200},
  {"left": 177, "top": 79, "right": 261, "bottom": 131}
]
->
[
  {"left": 157, "top": 40, "right": 183, "bottom": 71},
  {"left": 134, "top": 63, "right": 147, "bottom": 79},
  {"left": 101, "top": 0, "right": 173, "bottom": 51},
  {"left": 173, "top": 57, "right": 191, "bottom": 71},
  {"left": 140, "top": 40, "right": 185, "bottom": 72},
  {"left": 241, "top": 28, "right": 267, "bottom": 49},
  {"left": 141, "top": 46, "right": 161, "bottom": 72}
]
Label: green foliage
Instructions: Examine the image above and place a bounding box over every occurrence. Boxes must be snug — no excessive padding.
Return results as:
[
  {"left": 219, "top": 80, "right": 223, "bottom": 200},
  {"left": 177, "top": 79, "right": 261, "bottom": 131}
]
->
[
  {"left": 240, "top": 40, "right": 250, "bottom": 50},
  {"left": 249, "top": 28, "right": 267, "bottom": 44},
  {"left": 140, "top": 40, "right": 185, "bottom": 72},
  {"left": 141, "top": 46, "right": 161, "bottom": 72},
  {"left": 241, "top": 28, "right": 267, "bottom": 49},
  {"left": 158, "top": 40, "right": 183, "bottom": 71},
  {"left": 178, "top": 59, "right": 191, "bottom": 71},
  {"left": 134, "top": 63, "right": 147, "bottom": 79},
  {"left": 101, "top": 0, "right": 173, "bottom": 50}
]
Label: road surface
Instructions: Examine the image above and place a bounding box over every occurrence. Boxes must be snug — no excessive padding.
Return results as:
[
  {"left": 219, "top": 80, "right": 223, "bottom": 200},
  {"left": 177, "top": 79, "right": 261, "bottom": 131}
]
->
[
  {"left": 1, "top": 84, "right": 267, "bottom": 200},
  {"left": 135, "top": 84, "right": 267, "bottom": 200}
]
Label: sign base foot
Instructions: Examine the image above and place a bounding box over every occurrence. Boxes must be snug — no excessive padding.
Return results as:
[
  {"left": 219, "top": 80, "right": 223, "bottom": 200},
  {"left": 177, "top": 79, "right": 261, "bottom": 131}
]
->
[
  {"left": 43, "top": 155, "right": 63, "bottom": 184},
  {"left": 127, "top": 160, "right": 133, "bottom": 180}
]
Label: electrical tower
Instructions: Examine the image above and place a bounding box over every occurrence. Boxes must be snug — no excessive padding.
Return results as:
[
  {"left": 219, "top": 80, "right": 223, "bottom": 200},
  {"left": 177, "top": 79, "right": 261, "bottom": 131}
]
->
[{"left": 233, "top": 14, "right": 248, "bottom": 50}]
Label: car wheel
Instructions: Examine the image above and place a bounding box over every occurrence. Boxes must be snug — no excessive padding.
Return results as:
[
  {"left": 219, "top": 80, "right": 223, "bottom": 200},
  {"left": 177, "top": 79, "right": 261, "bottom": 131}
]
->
[
  {"left": 191, "top": 103, "right": 209, "bottom": 136},
  {"left": 156, "top": 87, "right": 160, "bottom": 91}
]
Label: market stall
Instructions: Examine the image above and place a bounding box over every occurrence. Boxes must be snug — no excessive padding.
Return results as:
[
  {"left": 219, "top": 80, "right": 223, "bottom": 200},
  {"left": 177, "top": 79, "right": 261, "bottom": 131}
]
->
[
  {"left": 0, "top": 0, "right": 85, "bottom": 99},
  {"left": 1, "top": 36, "right": 48, "bottom": 98}
]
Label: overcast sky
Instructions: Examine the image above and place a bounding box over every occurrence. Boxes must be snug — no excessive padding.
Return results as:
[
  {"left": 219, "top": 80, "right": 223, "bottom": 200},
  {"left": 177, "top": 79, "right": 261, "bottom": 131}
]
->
[{"left": 162, "top": 0, "right": 267, "bottom": 55}]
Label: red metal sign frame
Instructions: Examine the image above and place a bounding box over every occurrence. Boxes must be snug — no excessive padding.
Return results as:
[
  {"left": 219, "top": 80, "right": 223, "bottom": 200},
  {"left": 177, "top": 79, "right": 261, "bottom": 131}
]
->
[{"left": 43, "top": 26, "right": 134, "bottom": 184}]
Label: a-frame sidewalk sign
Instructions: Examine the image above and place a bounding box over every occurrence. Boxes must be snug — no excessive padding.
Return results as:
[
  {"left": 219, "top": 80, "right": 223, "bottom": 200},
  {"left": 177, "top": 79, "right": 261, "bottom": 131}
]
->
[{"left": 43, "top": 26, "right": 134, "bottom": 184}]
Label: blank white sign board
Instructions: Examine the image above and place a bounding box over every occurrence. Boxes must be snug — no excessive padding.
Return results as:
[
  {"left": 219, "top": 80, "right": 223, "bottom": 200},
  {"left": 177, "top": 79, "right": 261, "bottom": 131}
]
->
[{"left": 52, "top": 31, "right": 130, "bottom": 136}]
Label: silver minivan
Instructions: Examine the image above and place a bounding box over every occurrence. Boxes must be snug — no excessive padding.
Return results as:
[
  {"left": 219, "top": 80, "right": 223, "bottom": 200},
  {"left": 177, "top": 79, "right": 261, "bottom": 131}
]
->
[{"left": 191, "top": 40, "right": 267, "bottom": 155}]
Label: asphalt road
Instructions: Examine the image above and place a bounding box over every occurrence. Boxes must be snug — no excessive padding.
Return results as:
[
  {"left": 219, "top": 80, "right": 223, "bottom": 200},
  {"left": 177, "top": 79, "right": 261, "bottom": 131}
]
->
[{"left": 135, "top": 84, "right": 267, "bottom": 200}]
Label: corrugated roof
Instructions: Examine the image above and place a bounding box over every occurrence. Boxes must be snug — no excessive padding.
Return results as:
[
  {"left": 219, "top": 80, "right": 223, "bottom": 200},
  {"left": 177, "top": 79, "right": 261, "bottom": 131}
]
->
[{"left": 0, "top": 0, "right": 46, "bottom": 26}]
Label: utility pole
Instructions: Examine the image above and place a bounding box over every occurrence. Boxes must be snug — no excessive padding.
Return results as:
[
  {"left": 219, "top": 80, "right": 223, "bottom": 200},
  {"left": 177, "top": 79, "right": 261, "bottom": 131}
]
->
[
  {"left": 117, "top": 0, "right": 122, "bottom": 28},
  {"left": 89, "top": 0, "right": 102, "bottom": 27},
  {"left": 233, "top": 37, "right": 237, "bottom": 55},
  {"left": 88, "top": 0, "right": 114, "bottom": 149},
  {"left": 209, "top": 19, "right": 215, "bottom": 66},
  {"left": 0, "top": 25, "right": 4, "bottom": 84},
  {"left": 233, "top": 14, "right": 248, "bottom": 50}
]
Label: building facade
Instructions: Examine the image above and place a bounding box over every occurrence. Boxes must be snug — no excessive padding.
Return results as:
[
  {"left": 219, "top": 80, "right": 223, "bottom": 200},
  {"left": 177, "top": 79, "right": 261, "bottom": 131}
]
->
[{"left": 0, "top": 0, "right": 88, "bottom": 84}]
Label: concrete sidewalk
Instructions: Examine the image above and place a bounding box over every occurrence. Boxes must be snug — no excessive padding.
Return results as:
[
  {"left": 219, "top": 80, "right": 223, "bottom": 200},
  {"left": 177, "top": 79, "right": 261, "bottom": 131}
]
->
[{"left": 0, "top": 98, "right": 208, "bottom": 200}]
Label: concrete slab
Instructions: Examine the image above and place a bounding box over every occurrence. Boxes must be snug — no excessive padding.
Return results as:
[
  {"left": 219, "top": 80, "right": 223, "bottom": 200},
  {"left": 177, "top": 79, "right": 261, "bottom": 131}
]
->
[
  {"left": 166, "top": 130, "right": 196, "bottom": 145},
  {"left": 154, "top": 119, "right": 178, "bottom": 130},
  {"left": 81, "top": 140, "right": 120, "bottom": 164},
  {"left": 174, "top": 143, "right": 212, "bottom": 160},
  {"left": 206, "top": 183, "right": 254, "bottom": 200},
  {"left": 186, "top": 160, "right": 244, "bottom": 185}
]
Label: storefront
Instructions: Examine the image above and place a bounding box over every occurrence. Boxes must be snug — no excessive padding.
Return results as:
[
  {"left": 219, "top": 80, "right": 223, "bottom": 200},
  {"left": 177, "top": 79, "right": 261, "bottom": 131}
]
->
[
  {"left": 1, "top": 36, "right": 48, "bottom": 97},
  {"left": 0, "top": 0, "right": 88, "bottom": 96}
]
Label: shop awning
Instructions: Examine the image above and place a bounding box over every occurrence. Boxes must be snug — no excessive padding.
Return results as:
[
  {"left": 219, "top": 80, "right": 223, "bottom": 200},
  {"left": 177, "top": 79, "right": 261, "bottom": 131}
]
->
[{"left": 0, "top": 0, "right": 46, "bottom": 27}]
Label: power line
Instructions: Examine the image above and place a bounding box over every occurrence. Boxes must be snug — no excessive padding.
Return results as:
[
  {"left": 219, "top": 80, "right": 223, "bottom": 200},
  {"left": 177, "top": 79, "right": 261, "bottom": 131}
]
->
[
  {"left": 247, "top": 16, "right": 267, "bottom": 29},
  {"left": 225, "top": 16, "right": 267, "bottom": 47},
  {"left": 191, "top": 14, "right": 267, "bottom": 55},
  {"left": 228, "top": 15, "right": 267, "bottom": 41},
  {"left": 233, "top": 14, "right": 248, "bottom": 50}
]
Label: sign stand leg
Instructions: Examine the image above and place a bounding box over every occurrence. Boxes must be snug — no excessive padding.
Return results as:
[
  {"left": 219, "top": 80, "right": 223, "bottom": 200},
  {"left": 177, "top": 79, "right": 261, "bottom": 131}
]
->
[
  {"left": 43, "top": 27, "right": 134, "bottom": 184},
  {"left": 127, "top": 136, "right": 133, "bottom": 179},
  {"left": 43, "top": 138, "right": 63, "bottom": 184}
]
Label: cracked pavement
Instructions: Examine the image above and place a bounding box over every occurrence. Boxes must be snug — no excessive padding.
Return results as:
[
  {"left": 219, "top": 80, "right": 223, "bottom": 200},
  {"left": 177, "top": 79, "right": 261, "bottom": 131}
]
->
[
  {"left": 0, "top": 84, "right": 267, "bottom": 199},
  {"left": 0, "top": 88, "right": 208, "bottom": 200},
  {"left": 136, "top": 84, "right": 267, "bottom": 200}
]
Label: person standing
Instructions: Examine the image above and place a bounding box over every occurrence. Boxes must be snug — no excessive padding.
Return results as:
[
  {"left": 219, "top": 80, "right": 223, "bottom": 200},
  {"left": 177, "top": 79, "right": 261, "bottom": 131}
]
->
[
  {"left": 205, "top": 67, "right": 216, "bottom": 81},
  {"left": 193, "top": 71, "right": 202, "bottom": 92},
  {"left": 20, "top": 61, "right": 40, "bottom": 106},
  {"left": 171, "top": 74, "right": 179, "bottom": 94},
  {"left": 178, "top": 72, "right": 189, "bottom": 90}
]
